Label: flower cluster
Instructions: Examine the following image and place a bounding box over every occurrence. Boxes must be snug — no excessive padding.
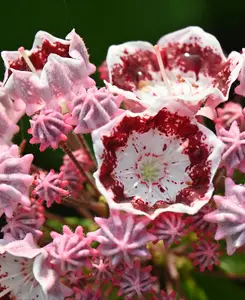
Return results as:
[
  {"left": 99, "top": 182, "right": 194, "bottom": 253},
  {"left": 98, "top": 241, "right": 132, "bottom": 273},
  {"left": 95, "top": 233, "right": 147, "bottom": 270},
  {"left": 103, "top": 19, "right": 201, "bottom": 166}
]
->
[{"left": 0, "top": 26, "right": 245, "bottom": 299}]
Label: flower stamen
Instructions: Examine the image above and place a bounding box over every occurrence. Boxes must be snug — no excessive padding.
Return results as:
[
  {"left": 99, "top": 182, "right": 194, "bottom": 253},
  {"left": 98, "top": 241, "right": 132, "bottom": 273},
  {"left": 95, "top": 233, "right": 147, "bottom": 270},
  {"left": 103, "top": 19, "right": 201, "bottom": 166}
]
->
[
  {"left": 154, "top": 45, "right": 172, "bottom": 94},
  {"left": 18, "top": 47, "right": 38, "bottom": 75}
]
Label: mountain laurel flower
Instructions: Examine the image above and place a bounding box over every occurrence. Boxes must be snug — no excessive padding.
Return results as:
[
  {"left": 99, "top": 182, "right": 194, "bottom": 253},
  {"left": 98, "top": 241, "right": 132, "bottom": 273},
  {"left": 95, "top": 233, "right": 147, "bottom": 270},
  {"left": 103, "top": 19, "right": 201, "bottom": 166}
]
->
[
  {"left": 28, "top": 109, "right": 72, "bottom": 151},
  {"left": 48, "top": 225, "right": 97, "bottom": 275},
  {"left": 0, "top": 145, "right": 33, "bottom": 218},
  {"left": 0, "top": 234, "right": 72, "bottom": 300},
  {"left": 235, "top": 48, "right": 245, "bottom": 97},
  {"left": 2, "top": 29, "right": 95, "bottom": 80},
  {"left": 93, "top": 101, "right": 224, "bottom": 218},
  {"left": 91, "top": 257, "right": 115, "bottom": 283},
  {"left": 106, "top": 26, "right": 242, "bottom": 118},
  {"left": 1, "top": 202, "right": 45, "bottom": 242},
  {"left": 66, "top": 86, "right": 123, "bottom": 134},
  {"left": 216, "top": 120, "right": 245, "bottom": 176},
  {"left": 33, "top": 170, "right": 69, "bottom": 207},
  {"left": 150, "top": 212, "right": 186, "bottom": 247},
  {"left": 3, "top": 30, "right": 96, "bottom": 116},
  {"left": 1, "top": 25, "right": 245, "bottom": 299},
  {"left": 204, "top": 178, "right": 245, "bottom": 255},
  {"left": 87, "top": 210, "right": 156, "bottom": 267},
  {"left": 189, "top": 240, "right": 221, "bottom": 271},
  {"left": 117, "top": 259, "right": 156, "bottom": 299}
]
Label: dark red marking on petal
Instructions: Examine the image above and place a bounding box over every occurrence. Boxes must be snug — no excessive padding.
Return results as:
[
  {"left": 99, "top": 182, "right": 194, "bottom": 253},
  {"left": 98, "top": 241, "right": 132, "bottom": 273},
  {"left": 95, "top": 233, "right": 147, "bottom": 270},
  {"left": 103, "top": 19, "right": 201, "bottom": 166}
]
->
[
  {"left": 160, "top": 42, "right": 223, "bottom": 79},
  {"left": 212, "top": 59, "right": 236, "bottom": 96},
  {"left": 111, "top": 50, "right": 160, "bottom": 91},
  {"left": 99, "top": 108, "right": 212, "bottom": 214},
  {"left": 9, "top": 40, "right": 70, "bottom": 74}
]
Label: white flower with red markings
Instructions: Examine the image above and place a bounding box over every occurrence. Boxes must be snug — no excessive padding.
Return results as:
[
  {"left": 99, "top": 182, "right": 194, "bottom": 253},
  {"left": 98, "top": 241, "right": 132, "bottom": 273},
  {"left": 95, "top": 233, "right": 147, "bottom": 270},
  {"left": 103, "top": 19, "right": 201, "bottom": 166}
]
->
[
  {"left": 0, "top": 234, "right": 72, "bottom": 300},
  {"left": 93, "top": 101, "right": 224, "bottom": 218},
  {"left": 106, "top": 26, "right": 242, "bottom": 118},
  {"left": 3, "top": 30, "right": 95, "bottom": 116}
]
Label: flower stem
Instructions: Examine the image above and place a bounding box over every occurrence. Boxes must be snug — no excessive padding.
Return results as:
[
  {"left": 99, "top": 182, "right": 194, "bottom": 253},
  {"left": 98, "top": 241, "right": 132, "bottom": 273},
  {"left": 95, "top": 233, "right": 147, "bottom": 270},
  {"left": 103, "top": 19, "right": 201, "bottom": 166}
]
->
[
  {"left": 77, "top": 134, "right": 97, "bottom": 167},
  {"left": 60, "top": 142, "right": 100, "bottom": 198}
]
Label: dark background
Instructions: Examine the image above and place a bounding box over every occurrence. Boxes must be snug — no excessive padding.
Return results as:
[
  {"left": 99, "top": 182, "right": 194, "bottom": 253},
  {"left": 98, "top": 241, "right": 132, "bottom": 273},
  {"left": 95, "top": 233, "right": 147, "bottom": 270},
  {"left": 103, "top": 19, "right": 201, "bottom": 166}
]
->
[{"left": 1, "top": 1, "right": 245, "bottom": 299}]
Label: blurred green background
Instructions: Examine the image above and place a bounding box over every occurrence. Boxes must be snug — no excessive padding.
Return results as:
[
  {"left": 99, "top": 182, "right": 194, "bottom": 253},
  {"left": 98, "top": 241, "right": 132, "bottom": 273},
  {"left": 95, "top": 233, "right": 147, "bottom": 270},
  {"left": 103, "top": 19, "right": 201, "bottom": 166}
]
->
[{"left": 1, "top": 0, "right": 245, "bottom": 299}]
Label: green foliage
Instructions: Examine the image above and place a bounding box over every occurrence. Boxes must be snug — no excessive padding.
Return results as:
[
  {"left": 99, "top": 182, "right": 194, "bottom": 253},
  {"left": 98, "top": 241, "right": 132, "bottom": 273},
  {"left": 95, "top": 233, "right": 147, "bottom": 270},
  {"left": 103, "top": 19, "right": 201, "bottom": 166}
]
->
[
  {"left": 194, "top": 272, "right": 245, "bottom": 300},
  {"left": 220, "top": 252, "right": 245, "bottom": 275}
]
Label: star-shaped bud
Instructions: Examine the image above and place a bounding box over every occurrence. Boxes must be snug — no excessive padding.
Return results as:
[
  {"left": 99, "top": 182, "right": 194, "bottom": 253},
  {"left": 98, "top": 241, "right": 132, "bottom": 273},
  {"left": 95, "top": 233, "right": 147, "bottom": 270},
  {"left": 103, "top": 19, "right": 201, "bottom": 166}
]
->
[
  {"left": 204, "top": 178, "right": 245, "bottom": 255},
  {"left": 150, "top": 212, "right": 186, "bottom": 248},
  {"left": 33, "top": 170, "right": 69, "bottom": 207},
  {"left": 87, "top": 210, "right": 156, "bottom": 267},
  {"left": 66, "top": 86, "right": 123, "bottom": 134},
  {"left": 117, "top": 260, "right": 156, "bottom": 299},
  {"left": 91, "top": 257, "right": 115, "bottom": 283},
  {"left": 189, "top": 240, "right": 221, "bottom": 271},
  {"left": 216, "top": 120, "right": 245, "bottom": 176},
  {"left": 48, "top": 225, "right": 97, "bottom": 275},
  {"left": 28, "top": 109, "right": 72, "bottom": 151},
  {"left": 93, "top": 101, "right": 224, "bottom": 218},
  {"left": 1, "top": 200, "right": 45, "bottom": 242}
]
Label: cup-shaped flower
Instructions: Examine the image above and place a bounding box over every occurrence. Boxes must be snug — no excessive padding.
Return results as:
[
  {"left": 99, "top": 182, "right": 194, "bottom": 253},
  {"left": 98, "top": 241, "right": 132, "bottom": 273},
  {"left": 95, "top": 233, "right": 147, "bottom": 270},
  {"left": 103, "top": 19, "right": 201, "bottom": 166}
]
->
[
  {"left": 204, "top": 178, "right": 245, "bottom": 255},
  {"left": 106, "top": 26, "right": 242, "bottom": 117},
  {"left": 92, "top": 101, "right": 224, "bottom": 218},
  {"left": 0, "top": 234, "right": 71, "bottom": 299},
  {"left": 2, "top": 29, "right": 95, "bottom": 82},
  {"left": 4, "top": 51, "right": 95, "bottom": 116}
]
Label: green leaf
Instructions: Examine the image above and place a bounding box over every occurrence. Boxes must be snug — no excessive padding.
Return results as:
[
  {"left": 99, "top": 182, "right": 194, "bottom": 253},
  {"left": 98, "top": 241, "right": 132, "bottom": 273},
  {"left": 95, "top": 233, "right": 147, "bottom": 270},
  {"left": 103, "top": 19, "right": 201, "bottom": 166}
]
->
[
  {"left": 193, "top": 271, "right": 245, "bottom": 300},
  {"left": 46, "top": 219, "right": 62, "bottom": 232},
  {"left": 220, "top": 252, "right": 245, "bottom": 275},
  {"left": 181, "top": 275, "right": 208, "bottom": 300}
]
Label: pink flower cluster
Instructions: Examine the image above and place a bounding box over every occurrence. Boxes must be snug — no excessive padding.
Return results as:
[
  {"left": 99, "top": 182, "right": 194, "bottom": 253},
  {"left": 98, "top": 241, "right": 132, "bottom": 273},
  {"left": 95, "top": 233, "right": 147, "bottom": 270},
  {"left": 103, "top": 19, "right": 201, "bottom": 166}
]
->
[{"left": 0, "top": 26, "right": 245, "bottom": 299}]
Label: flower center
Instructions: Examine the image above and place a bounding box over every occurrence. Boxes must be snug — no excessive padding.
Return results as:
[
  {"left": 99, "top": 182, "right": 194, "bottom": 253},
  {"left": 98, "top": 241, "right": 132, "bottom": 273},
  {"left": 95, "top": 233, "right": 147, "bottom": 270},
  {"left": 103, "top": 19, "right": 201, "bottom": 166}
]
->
[{"left": 138, "top": 158, "right": 161, "bottom": 182}]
